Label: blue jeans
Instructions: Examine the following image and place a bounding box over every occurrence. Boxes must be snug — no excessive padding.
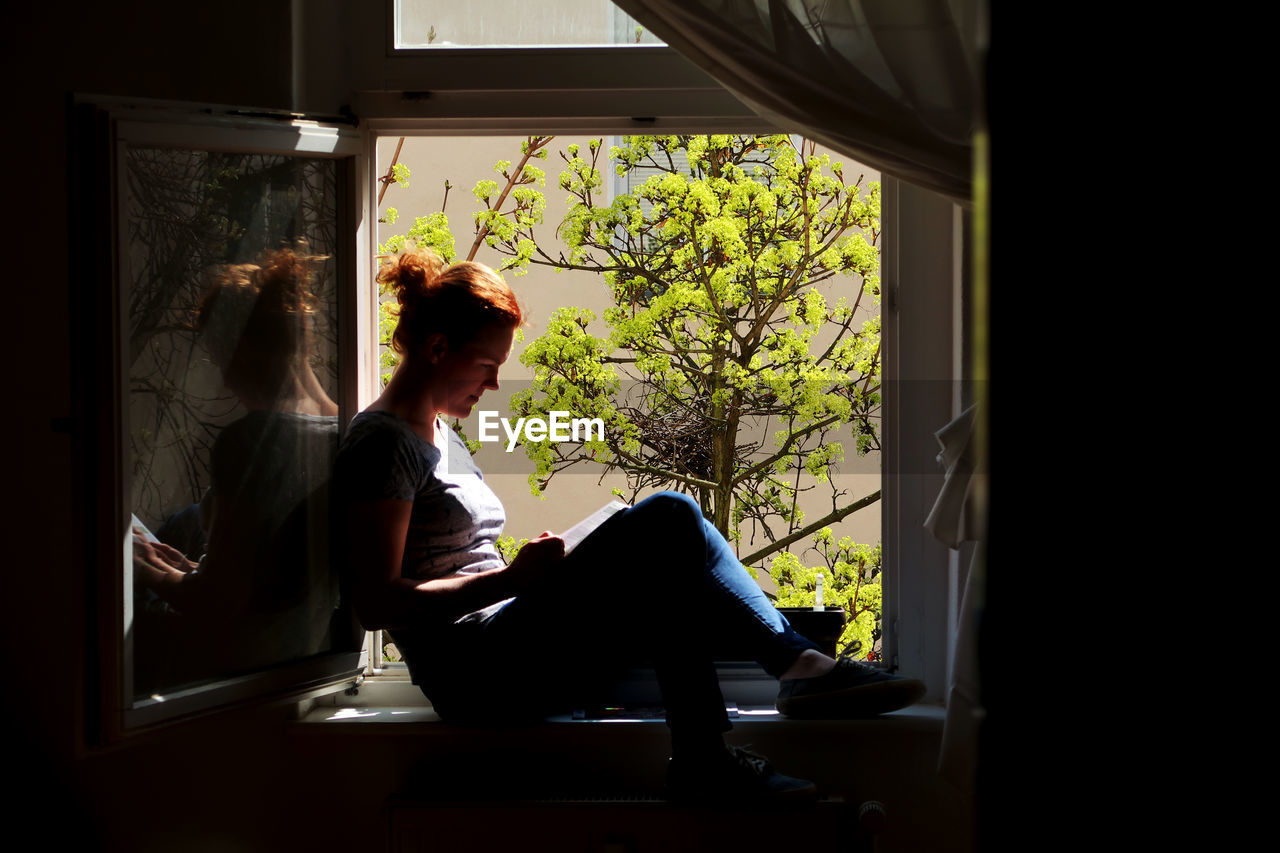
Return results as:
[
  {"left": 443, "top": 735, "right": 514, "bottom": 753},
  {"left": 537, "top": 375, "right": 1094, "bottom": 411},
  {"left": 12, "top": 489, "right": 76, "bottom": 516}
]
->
[{"left": 415, "top": 491, "right": 819, "bottom": 738}]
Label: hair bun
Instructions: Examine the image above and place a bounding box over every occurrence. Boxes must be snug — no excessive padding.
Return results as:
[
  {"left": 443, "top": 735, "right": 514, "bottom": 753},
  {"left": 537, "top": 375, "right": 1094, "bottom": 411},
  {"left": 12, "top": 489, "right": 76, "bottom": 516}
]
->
[
  {"left": 378, "top": 247, "right": 522, "bottom": 357},
  {"left": 385, "top": 246, "right": 446, "bottom": 304},
  {"left": 255, "top": 248, "right": 317, "bottom": 316}
]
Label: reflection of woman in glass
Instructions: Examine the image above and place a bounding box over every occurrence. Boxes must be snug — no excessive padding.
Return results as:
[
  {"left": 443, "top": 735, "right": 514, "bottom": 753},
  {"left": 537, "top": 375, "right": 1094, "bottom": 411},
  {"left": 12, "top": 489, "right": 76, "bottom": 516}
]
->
[
  {"left": 198, "top": 252, "right": 338, "bottom": 419},
  {"left": 134, "top": 248, "right": 343, "bottom": 687},
  {"left": 335, "top": 247, "right": 924, "bottom": 804}
]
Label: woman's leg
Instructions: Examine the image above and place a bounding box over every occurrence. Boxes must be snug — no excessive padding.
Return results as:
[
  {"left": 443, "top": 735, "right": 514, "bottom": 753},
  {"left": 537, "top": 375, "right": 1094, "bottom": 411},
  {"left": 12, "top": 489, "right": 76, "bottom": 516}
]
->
[
  {"left": 456, "top": 492, "right": 819, "bottom": 735},
  {"left": 580, "top": 490, "right": 821, "bottom": 677},
  {"left": 413, "top": 492, "right": 830, "bottom": 801}
]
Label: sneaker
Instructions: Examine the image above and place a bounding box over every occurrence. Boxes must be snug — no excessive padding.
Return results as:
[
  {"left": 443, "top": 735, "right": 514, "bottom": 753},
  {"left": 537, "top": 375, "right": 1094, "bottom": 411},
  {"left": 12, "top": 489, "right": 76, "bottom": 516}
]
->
[
  {"left": 666, "top": 745, "right": 818, "bottom": 806},
  {"left": 776, "top": 657, "right": 927, "bottom": 718}
]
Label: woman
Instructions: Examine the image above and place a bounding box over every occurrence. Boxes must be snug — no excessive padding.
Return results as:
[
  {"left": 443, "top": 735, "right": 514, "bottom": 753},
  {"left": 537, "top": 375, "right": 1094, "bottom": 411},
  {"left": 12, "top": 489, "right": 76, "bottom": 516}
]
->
[{"left": 334, "top": 247, "right": 925, "bottom": 803}]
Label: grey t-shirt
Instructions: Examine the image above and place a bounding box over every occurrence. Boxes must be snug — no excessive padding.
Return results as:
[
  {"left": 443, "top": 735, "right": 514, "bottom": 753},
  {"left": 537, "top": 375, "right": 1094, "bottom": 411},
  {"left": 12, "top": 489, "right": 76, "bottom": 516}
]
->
[
  {"left": 334, "top": 410, "right": 510, "bottom": 684},
  {"left": 336, "top": 410, "right": 506, "bottom": 582}
]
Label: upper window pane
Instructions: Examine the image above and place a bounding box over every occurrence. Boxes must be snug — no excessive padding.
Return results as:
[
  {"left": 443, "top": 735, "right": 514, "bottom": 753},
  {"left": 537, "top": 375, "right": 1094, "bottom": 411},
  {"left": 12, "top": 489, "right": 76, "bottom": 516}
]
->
[{"left": 394, "top": 0, "right": 666, "bottom": 48}]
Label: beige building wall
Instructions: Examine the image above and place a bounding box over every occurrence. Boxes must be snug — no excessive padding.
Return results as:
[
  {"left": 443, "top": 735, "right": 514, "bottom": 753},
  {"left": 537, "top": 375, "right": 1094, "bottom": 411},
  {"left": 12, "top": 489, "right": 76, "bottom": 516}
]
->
[
  {"left": 396, "top": 0, "right": 662, "bottom": 47},
  {"left": 375, "top": 134, "right": 881, "bottom": 585}
]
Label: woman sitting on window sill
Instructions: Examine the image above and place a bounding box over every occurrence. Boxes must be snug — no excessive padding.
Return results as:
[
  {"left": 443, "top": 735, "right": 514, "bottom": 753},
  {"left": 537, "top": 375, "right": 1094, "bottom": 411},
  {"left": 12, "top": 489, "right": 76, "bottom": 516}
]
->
[{"left": 333, "top": 247, "right": 924, "bottom": 805}]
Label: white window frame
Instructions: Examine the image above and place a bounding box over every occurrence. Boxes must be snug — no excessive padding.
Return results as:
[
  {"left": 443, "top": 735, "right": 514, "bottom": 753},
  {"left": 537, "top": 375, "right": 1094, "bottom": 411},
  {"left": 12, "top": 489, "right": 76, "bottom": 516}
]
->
[
  {"left": 331, "top": 2, "right": 964, "bottom": 706},
  {"left": 880, "top": 177, "right": 972, "bottom": 703}
]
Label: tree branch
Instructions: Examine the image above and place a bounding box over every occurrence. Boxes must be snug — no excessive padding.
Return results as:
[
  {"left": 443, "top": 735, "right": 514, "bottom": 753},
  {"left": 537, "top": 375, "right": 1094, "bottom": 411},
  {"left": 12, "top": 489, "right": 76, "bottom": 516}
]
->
[
  {"left": 733, "top": 413, "right": 843, "bottom": 486},
  {"left": 468, "top": 135, "right": 552, "bottom": 261},
  {"left": 740, "top": 489, "right": 881, "bottom": 566},
  {"left": 377, "top": 137, "right": 406, "bottom": 206}
]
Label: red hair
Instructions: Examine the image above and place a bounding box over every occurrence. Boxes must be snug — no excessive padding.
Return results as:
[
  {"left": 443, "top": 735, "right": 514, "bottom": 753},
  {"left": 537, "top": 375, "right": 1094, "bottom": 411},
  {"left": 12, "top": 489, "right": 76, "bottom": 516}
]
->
[
  {"left": 196, "top": 248, "right": 321, "bottom": 403},
  {"left": 378, "top": 247, "right": 523, "bottom": 356}
]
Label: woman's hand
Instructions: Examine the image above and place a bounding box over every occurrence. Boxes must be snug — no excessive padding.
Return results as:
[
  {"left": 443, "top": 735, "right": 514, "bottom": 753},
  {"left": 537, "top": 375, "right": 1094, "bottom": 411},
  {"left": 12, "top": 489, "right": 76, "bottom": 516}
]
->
[
  {"left": 345, "top": 500, "right": 554, "bottom": 629},
  {"left": 132, "top": 529, "right": 197, "bottom": 587},
  {"left": 132, "top": 529, "right": 200, "bottom": 612},
  {"left": 503, "top": 531, "right": 565, "bottom": 595}
]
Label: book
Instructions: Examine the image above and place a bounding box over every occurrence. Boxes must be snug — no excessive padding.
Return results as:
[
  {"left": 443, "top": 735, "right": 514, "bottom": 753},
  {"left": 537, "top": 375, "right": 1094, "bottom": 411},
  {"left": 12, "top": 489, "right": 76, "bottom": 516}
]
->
[
  {"left": 131, "top": 512, "right": 159, "bottom": 543},
  {"left": 560, "top": 499, "right": 629, "bottom": 555}
]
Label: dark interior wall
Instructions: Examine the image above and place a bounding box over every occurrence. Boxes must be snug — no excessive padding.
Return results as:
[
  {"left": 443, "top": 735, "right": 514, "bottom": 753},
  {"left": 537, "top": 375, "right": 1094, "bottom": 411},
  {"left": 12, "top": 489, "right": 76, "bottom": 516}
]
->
[{"left": 0, "top": 3, "right": 312, "bottom": 847}]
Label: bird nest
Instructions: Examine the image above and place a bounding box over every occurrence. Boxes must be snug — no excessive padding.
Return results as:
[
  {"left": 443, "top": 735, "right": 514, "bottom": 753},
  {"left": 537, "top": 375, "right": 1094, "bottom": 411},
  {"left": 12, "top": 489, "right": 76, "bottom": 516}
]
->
[{"left": 620, "top": 405, "right": 716, "bottom": 481}]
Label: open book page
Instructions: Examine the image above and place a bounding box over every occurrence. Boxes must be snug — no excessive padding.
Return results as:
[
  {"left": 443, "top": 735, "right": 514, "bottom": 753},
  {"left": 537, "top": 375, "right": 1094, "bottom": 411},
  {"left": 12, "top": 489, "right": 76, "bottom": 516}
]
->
[
  {"left": 131, "top": 512, "right": 159, "bottom": 543},
  {"left": 561, "top": 499, "right": 629, "bottom": 555}
]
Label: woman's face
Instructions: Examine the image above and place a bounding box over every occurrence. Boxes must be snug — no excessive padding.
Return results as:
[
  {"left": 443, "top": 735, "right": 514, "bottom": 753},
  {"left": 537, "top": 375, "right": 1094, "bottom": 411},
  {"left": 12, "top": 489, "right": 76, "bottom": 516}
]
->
[{"left": 432, "top": 321, "right": 515, "bottom": 419}]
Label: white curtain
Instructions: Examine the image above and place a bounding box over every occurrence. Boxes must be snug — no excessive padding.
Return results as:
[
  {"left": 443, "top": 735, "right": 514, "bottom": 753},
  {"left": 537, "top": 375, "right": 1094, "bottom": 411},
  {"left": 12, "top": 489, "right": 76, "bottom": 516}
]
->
[
  {"left": 613, "top": 0, "right": 984, "bottom": 203},
  {"left": 924, "top": 403, "right": 987, "bottom": 799}
]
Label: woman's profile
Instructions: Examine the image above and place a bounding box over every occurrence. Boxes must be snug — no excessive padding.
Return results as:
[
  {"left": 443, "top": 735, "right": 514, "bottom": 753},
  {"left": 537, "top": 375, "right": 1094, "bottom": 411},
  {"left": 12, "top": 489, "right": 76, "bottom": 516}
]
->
[{"left": 334, "top": 246, "right": 925, "bottom": 803}]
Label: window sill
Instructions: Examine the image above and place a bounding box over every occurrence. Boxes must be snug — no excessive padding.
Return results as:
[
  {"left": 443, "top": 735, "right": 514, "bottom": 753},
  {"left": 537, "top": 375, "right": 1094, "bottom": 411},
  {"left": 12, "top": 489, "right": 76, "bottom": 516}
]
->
[
  {"left": 289, "top": 665, "right": 946, "bottom": 735},
  {"left": 283, "top": 668, "right": 953, "bottom": 825},
  {"left": 292, "top": 703, "right": 945, "bottom": 731}
]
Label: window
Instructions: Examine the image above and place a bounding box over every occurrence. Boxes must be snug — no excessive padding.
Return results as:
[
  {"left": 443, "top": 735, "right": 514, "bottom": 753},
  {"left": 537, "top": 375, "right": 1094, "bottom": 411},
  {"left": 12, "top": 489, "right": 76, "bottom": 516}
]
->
[
  {"left": 77, "top": 100, "right": 369, "bottom": 740},
  {"left": 350, "top": 0, "right": 966, "bottom": 700},
  {"left": 78, "top": 3, "right": 966, "bottom": 737}
]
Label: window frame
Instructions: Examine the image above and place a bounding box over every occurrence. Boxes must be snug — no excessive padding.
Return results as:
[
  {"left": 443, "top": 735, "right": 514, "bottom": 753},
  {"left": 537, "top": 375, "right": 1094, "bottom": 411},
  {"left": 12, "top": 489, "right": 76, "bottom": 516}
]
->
[
  {"left": 342, "top": 2, "right": 764, "bottom": 133},
  {"left": 351, "top": 74, "right": 934, "bottom": 694},
  {"left": 879, "top": 177, "right": 971, "bottom": 700},
  {"left": 356, "top": 130, "right": 939, "bottom": 695},
  {"left": 343, "top": 1, "right": 961, "bottom": 701},
  {"left": 75, "top": 96, "right": 373, "bottom": 744}
]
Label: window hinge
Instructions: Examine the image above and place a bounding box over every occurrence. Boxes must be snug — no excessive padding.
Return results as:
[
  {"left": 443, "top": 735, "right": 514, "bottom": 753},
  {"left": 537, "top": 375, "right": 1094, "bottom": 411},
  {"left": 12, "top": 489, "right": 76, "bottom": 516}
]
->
[{"left": 345, "top": 674, "right": 365, "bottom": 696}]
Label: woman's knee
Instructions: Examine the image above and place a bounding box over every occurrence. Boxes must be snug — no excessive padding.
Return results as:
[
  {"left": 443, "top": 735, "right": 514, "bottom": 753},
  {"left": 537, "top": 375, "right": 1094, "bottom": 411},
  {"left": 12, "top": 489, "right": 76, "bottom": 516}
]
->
[
  {"left": 620, "top": 492, "right": 706, "bottom": 546},
  {"left": 620, "top": 492, "right": 710, "bottom": 575},
  {"left": 634, "top": 490, "right": 702, "bottom": 522}
]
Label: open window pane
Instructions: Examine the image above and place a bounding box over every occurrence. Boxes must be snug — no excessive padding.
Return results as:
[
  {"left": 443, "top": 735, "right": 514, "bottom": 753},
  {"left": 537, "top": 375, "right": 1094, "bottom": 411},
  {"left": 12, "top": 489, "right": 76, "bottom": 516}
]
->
[
  {"left": 125, "top": 147, "right": 347, "bottom": 700},
  {"left": 78, "top": 103, "right": 367, "bottom": 738},
  {"left": 394, "top": 0, "right": 665, "bottom": 48}
]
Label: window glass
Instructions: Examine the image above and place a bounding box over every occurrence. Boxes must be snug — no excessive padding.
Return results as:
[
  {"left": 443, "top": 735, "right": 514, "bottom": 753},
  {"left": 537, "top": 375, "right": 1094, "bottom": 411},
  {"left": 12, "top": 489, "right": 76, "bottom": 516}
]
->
[
  {"left": 124, "top": 146, "right": 350, "bottom": 700},
  {"left": 374, "top": 133, "right": 885, "bottom": 663},
  {"left": 394, "top": 0, "right": 665, "bottom": 48}
]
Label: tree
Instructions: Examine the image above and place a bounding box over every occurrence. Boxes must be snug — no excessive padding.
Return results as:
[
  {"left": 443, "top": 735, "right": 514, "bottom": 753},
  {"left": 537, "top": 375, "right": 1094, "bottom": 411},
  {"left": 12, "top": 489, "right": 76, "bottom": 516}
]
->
[
  {"left": 381, "top": 134, "right": 886, "bottom": 658},
  {"left": 769, "top": 531, "right": 883, "bottom": 660}
]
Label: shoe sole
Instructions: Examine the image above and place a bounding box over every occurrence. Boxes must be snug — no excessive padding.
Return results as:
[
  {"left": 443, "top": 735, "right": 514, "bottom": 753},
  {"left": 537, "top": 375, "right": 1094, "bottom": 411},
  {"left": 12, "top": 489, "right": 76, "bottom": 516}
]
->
[{"left": 776, "top": 678, "right": 927, "bottom": 719}]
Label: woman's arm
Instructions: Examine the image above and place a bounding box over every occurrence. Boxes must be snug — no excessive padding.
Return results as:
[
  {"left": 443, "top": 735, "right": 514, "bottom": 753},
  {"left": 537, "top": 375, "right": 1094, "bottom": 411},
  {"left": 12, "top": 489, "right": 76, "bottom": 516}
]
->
[
  {"left": 344, "top": 497, "right": 564, "bottom": 630},
  {"left": 295, "top": 361, "right": 339, "bottom": 416}
]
